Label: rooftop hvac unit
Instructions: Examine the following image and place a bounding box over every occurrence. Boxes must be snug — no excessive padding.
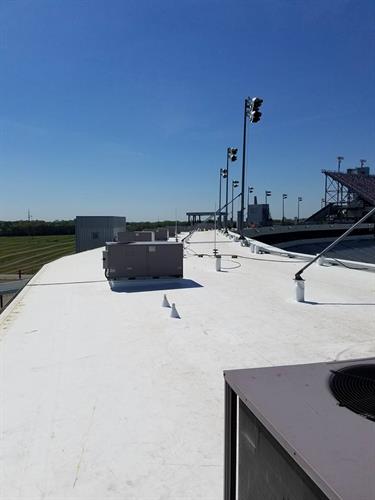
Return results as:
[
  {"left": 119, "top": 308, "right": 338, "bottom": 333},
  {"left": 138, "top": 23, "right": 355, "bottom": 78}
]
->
[
  {"left": 154, "top": 228, "right": 169, "bottom": 241},
  {"left": 224, "top": 358, "right": 375, "bottom": 500},
  {"left": 103, "top": 241, "right": 183, "bottom": 279},
  {"left": 117, "top": 231, "right": 155, "bottom": 243}
]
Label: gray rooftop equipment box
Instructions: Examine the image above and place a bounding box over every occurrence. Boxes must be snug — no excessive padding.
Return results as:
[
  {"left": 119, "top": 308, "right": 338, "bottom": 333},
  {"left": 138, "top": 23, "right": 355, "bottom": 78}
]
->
[
  {"left": 103, "top": 241, "right": 183, "bottom": 279},
  {"left": 155, "top": 228, "right": 169, "bottom": 241},
  {"left": 75, "top": 216, "right": 126, "bottom": 253},
  {"left": 224, "top": 359, "right": 375, "bottom": 500},
  {"left": 118, "top": 231, "right": 155, "bottom": 243}
]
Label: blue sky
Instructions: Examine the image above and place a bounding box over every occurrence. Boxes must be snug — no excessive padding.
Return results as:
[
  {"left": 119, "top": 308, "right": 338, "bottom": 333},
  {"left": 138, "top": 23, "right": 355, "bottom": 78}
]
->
[{"left": 1, "top": 0, "right": 374, "bottom": 221}]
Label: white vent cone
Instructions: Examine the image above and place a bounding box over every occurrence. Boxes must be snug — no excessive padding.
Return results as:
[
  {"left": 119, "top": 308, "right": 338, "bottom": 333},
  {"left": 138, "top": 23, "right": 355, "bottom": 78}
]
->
[
  {"left": 162, "top": 294, "right": 171, "bottom": 308},
  {"left": 170, "top": 303, "right": 180, "bottom": 319}
]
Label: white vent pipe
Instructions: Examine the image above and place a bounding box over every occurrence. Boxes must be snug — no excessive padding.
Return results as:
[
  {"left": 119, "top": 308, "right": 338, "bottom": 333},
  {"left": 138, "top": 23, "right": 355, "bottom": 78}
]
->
[
  {"left": 295, "top": 279, "right": 305, "bottom": 302},
  {"left": 216, "top": 255, "right": 222, "bottom": 271}
]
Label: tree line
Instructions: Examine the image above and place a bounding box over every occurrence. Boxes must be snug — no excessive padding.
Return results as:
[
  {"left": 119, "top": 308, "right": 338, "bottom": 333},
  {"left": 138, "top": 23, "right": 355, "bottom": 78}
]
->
[{"left": 0, "top": 220, "right": 189, "bottom": 237}]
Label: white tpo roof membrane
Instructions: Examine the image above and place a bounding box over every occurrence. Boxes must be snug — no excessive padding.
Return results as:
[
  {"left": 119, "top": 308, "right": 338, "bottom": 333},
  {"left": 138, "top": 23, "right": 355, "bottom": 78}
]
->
[{"left": 1, "top": 230, "right": 374, "bottom": 499}]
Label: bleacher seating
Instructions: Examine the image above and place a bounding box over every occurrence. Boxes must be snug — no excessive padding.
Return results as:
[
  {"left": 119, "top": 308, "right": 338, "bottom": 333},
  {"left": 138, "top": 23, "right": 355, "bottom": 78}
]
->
[{"left": 323, "top": 171, "right": 375, "bottom": 205}]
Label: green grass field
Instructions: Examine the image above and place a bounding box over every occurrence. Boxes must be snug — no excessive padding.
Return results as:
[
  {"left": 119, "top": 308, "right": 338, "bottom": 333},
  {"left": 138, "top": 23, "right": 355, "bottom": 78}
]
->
[{"left": 0, "top": 235, "right": 75, "bottom": 275}]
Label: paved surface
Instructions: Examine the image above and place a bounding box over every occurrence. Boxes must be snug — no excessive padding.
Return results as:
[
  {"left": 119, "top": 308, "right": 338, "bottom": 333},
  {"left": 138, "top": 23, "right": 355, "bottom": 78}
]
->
[{"left": 1, "top": 231, "right": 374, "bottom": 499}]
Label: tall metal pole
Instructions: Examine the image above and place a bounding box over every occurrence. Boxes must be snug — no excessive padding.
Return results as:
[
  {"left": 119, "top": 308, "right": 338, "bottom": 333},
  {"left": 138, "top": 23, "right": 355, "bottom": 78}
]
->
[
  {"left": 297, "top": 198, "right": 300, "bottom": 222},
  {"left": 218, "top": 168, "right": 223, "bottom": 229},
  {"left": 225, "top": 153, "right": 229, "bottom": 231},
  {"left": 239, "top": 99, "right": 248, "bottom": 237},
  {"left": 231, "top": 182, "right": 234, "bottom": 224},
  {"left": 282, "top": 196, "right": 285, "bottom": 224},
  {"left": 324, "top": 173, "right": 327, "bottom": 206}
]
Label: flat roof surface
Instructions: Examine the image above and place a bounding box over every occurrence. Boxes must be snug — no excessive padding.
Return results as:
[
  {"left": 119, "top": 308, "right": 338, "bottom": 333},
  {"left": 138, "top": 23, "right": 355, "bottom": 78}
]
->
[
  {"left": 1, "top": 230, "right": 374, "bottom": 499},
  {"left": 225, "top": 359, "right": 375, "bottom": 500}
]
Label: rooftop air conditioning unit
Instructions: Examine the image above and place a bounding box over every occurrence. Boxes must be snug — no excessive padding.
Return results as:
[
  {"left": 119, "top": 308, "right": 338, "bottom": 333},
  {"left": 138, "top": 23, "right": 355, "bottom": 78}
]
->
[
  {"left": 154, "top": 228, "right": 169, "bottom": 241},
  {"left": 118, "top": 231, "right": 155, "bottom": 243},
  {"left": 224, "top": 358, "right": 375, "bottom": 500},
  {"left": 103, "top": 241, "right": 183, "bottom": 280}
]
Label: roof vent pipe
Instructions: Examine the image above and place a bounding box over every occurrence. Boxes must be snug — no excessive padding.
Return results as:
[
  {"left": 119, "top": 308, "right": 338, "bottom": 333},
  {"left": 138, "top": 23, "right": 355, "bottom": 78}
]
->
[
  {"left": 295, "top": 278, "right": 305, "bottom": 302},
  {"left": 317, "top": 255, "right": 325, "bottom": 266},
  {"left": 216, "top": 255, "right": 222, "bottom": 271}
]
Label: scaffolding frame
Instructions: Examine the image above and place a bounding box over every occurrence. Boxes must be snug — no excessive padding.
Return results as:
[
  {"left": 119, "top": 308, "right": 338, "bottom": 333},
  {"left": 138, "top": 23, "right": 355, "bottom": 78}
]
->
[{"left": 323, "top": 171, "right": 353, "bottom": 207}]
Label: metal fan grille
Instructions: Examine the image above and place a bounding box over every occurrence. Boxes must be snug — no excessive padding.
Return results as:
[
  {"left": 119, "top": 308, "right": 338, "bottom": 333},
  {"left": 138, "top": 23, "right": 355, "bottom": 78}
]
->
[{"left": 329, "top": 364, "right": 375, "bottom": 421}]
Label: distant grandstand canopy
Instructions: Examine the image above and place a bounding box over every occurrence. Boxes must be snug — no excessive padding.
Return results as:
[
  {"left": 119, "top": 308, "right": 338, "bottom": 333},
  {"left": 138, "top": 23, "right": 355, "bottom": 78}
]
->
[
  {"left": 323, "top": 169, "right": 375, "bottom": 205},
  {"left": 305, "top": 166, "right": 375, "bottom": 223}
]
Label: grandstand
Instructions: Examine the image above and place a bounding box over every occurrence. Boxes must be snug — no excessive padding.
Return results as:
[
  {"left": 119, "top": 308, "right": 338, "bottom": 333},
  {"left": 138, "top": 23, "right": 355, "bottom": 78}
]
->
[{"left": 306, "top": 164, "right": 375, "bottom": 223}]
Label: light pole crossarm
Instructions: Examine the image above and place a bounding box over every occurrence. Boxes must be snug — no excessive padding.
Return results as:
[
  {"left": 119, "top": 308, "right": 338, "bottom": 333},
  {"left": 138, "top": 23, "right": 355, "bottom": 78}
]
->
[{"left": 294, "top": 206, "right": 375, "bottom": 280}]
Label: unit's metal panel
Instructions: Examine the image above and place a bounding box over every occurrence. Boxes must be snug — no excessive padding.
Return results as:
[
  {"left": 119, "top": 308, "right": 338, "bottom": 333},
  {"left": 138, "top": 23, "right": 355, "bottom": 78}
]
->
[
  {"left": 146, "top": 243, "right": 183, "bottom": 276},
  {"left": 104, "top": 242, "right": 183, "bottom": 279},
  {"left": 118, "top": 231, "right": 154, "bottom": 243},
  {"left": 107, "top": 243, "right": 148, "bottom": 278},
  {"left": 238, "top": 401, "right": 328, "bottom": 500},
  {"left": 154, "top": 229, "right": 169, "bottom": 241}
]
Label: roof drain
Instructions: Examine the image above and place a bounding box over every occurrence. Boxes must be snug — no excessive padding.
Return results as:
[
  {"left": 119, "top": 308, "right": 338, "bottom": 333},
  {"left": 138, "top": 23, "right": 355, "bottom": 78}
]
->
[{"left": 293, "top": 205, "right": 375, "bottom": 302}]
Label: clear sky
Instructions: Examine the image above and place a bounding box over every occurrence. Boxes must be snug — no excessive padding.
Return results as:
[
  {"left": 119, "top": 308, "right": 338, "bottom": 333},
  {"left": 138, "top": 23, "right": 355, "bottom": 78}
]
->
[{"left": 1, "top": 0, "right": 374, "bottom": 221}]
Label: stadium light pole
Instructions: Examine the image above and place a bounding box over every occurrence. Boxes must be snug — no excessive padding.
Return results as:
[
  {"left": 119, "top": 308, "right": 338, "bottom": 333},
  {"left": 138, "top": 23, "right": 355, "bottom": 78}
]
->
[
  {"left": 224, "top": 147, "right": 238, "bottom": 231},
  {"left": 239, "top": 97, "right": 263, "bottom": 238},
  {"left": 297, "top": 196, "right": 302, "bottom": 223},
  {"left": 247, "top": 186, "right": 254, "bottom": 208},
  {"left": 231, "top": 180, "right": 239, "bottom": 225},
  {"left": 246, "top": 186, "right": 254, "bottom": 227},
  {"left": 218, "top": 168, "right": 223, "bottom": 228},
  {"left": 282, "top": 194, "right": 288, "bottom": 224},
  {"left": 337, "top": 156, "right": 344, "bottom": 172},
  {"left": 336, "top": 156, "right": 344, "bottom": 204}
]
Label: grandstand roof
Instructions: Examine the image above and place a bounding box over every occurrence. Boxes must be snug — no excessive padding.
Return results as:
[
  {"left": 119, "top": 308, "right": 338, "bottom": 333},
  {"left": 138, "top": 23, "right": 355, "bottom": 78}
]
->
[{"left": 323, "top": 170, "right": 375, "bottom": 205}]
